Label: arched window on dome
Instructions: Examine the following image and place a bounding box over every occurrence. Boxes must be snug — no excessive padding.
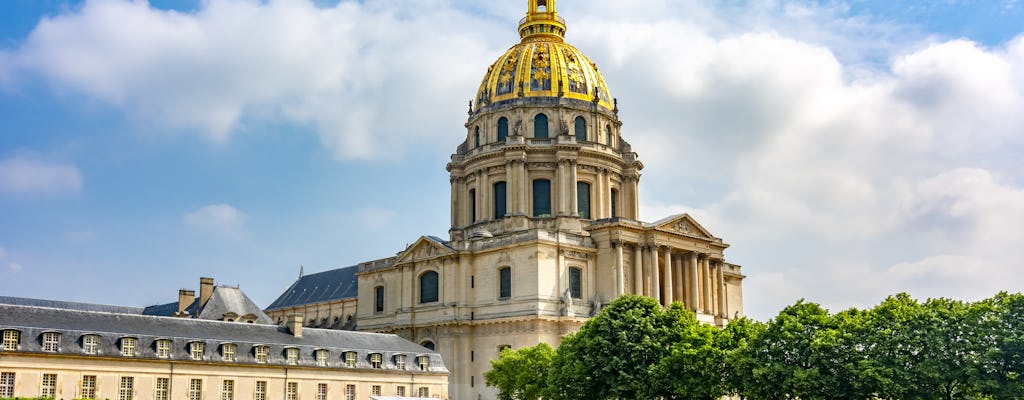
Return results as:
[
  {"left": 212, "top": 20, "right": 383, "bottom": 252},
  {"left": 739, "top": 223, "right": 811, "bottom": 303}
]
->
[
  {"left": 610, "top": 188, "right": 619, "bottom": 218},
  {"left": 605, "top": 125, "right": 613, "bottom": 146},
  {"left": 534, "top": 114, "right": 549, "bottom": 139},
  {"left": 474, "top": 126, "right": 480, "bottom": 148},
  {"left": 419, "top": 271, "right": 439, "bottom": 304},
  {"left": 532, "top": 179, "right": 551, "bottom": 217},
  {"left": 469, "top": 189, "right": 477, "bottom": 223},
  {"left": 577, "top": 181, "right": 591, "bottom": 219},
  {"left": 497, "top": 117, "right": 509, "bottom": 142},
  {"left": 574, "top": 116, "right": 587, "bottom": 142}
]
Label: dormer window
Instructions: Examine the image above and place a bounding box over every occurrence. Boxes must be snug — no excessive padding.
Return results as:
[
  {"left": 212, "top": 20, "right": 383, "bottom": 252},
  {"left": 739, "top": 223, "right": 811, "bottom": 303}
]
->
[
  {"left": 315, "top": 349, "right": 329, "bottom": 367},
  {"left": 120, "top": 337, "right": 137, "bottom": 357},
  {"left": 254, "top": 345, "right": 269, "bottom": 364},
  {"left": 222, "top": 343, "right": 236, "bottom": 362},
  {"left": 369, "top": 353, "right": 383, "bottom": 369},
  {"left": 418, "top": 355, "right": 430, "bottom": 371},
  {"left": 395, "top": 354, "right": 407, "bottom": 370},
  {"left": 190, "top": 341, "right": 205, "bottom": 361},
  {"left": 285, "top": 347, "right": 299, "bottom": 365},
  {"left": 156, "top": 339, "right": 172, "bottom": 358},
  {"left": 1, "top": 330, "right": 19, "bottom": 350},
  {"left": 42, "top": 332, "right": 60, "bottom": 352},
  {"left": 82, "top": 334, "right": 99, "bottom": 354},
  {"left": 345, "top": 351, "right": 357, "bottom": 368}
]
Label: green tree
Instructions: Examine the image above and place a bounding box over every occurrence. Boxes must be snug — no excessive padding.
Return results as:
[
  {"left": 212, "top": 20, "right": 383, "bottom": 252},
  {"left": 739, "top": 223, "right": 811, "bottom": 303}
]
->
[
  {"left": 718, "top": 317, "right": 766, "bottom": 399},
  {"left": 484, "top": 342, "right": 556, "bottom": 400},
  {"left": 650, "top": 305, "right": 728, "bottom": 399},
  {"left": 743, "top": 300, "right": 836, "bottom": 400},
  {"left": 980, "top": 292, "right": 1024, "bottom": 398}
]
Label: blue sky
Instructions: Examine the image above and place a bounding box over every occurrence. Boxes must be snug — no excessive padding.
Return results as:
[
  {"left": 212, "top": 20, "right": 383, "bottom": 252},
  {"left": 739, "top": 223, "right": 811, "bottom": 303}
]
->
[{"left": 1, "top": 0, "right": 1022, "bottom": 320}]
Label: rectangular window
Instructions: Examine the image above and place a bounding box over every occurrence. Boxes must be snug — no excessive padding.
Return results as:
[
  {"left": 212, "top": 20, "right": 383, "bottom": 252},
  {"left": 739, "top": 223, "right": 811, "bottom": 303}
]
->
[
  {"left": 41, "top": 373, "right": 57, "bottom": 398},
  {"left": 316, "top": 383, "right": 327, "bottom": 400},
  {"left": 345, "top": 384, "right": 355, "bottom": 400},
  {"left": 419, "top": 356, "right": 430, "bottom": 371},
  {"left": 375, "top": 286, "right": 385, "bottom": 313},
  {"left": 191, "top": 342, "right": 205, "bottom": 360},
  {"left": 120, "top": 337, "right": 137, "bottom": 357},
  {"left": 286, "top": 382, "right": 297, "bottom": 400},
  {"left": 119, "top": 376, "right": 134, "bottom": 400},
  {"left": 532, "top": 179, "right": 551, "bottom": 217},
  {"left": 255, "top": 346, "right": 268, "bottom": 363},
  {"left": 316, "top": 349, "right": 329, "bottom": 366},
  {"left": 2, "top": 330, "right": 19, "bottom": 350},
  {"left": 83, "top": 335, "right": 99, "bottom": 354},
  {"left": 42, "top": 332, "right": 60, "bottom": 352},
  {"left": 254, "top": 381, "right": 267, "bottom": 400},
  {"left": 577, "top": 181, "right": 591, "bottom": 219},
  {"left": 345, "top": 351, "right": 356, "bottom": 367},
  {"left": 221, "top": 379, "right": 234, "bottom": 400},
  {"left": 0, "top": 372, "right": 14, "bottom": 397},
  {"left": 81, "top": 375, "right": 97, "bottom": 399},
  {"left": 370, "top": 353, "right": 383, "bottom": 368},
  {"left": 418, "top": 387, "right": 430, "bottom": 397},
  {"left": 395, "top": 354, "right": 406, "bottom": 369},
  {"left": 493, "top": 181, "right": 507, "bottom": 219},
  {"left": 155, "top": 378, "right": 169, "bottom": 400},
  {"left": 222, "top": 343, "right": 236, "bottom": 362},
  {"left": 469, "top": 189, "right": 476, "bottom": 222},
  {"left": 610, "top": 188, "right": 619, "bottom": 218},
  {"left": 188, "top": 378, "right": 202, "bottom": 400},
  {"left": 396, "top": 386, "right": 406, "bottom": 397},
  {"left": 371, "top": 385, "right": 382, "bottom": 396},
  {"left": 286, "top": 347, "right": 299, "bottom": 365},
  {"left": 156, "top": 339, "right": 171, "bottom": 358},
  {"left": 569, "top": 267, "right": 583, "bottom": 299},
  {"left": 499, "top": 267, "right": 512, "bottom": 299}
]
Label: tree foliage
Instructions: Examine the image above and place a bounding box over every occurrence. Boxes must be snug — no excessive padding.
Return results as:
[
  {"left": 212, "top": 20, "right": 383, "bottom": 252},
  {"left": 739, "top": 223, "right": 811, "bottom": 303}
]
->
[{"left": 483, "top": 292, "right": 1024, "bottom": 400}]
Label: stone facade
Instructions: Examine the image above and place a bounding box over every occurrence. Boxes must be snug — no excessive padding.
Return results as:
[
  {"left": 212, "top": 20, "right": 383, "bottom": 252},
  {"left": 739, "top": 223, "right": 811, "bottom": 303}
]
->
[{"left": 267, "top": 2, "right": 747, "bottom": 399}]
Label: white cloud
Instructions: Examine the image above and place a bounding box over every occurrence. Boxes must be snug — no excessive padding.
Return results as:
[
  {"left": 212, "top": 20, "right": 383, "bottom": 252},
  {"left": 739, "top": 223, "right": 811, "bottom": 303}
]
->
[
  {"left": 353, "top": 207, "right": 399, "bottom": 231},
  {"left": 185, "top": 204, "right": 248, "bottom": 237},
  {"left": 8, "top": 263, "right": 23, "bottom": 273},
  {"left": 0, "top": 155, "right": 83, "bottom": 196}
]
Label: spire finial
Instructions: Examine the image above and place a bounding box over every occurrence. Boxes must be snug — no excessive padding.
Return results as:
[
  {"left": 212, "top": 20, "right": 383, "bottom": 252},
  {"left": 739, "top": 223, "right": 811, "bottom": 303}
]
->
[{"left": 519, "top": 0, "right": 566, "bottom": 42}]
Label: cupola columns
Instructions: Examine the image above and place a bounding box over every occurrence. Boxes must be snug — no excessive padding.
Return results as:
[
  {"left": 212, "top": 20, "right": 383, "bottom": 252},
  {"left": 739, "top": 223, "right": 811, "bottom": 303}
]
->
[{"left": 519, "top": 0, "right": 566, "bottom": 42}]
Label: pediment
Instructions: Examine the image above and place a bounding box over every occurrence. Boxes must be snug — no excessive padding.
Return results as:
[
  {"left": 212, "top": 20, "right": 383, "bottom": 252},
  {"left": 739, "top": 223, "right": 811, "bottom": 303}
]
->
[
  {"left": 648, "top": 214, "right": 716, "bottom": 240},
  {"left": 394, "top": 236, "right": 455, "bottom": 264}
]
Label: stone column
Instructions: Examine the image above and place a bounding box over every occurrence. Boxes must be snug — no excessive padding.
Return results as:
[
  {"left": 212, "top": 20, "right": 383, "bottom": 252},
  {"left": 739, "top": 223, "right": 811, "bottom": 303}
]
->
[
  {"left": 517, "top": 161, "right": 528, "bottom": 216},
  {"left": 615, "top": 241, "right": 625, "bottom": 296},
  {"left": 556, "top": 160, "right": 568, "bottom": 216},
  {"left": 596, "top": 168, "right": 606, "bottom": 219},
  {"left": 648, "top": 246, "right": 660, "bottom": 303},
  {"left": 450, "top": 177, "right": 458, "bottom": 228},
  {"left": 718, "top": 262, "right": 728, "bottom": 318},
  {"left": 633, "top": 244, "right": 643, "bottom": 295},
  {"left": 673, "top": 254, "right": 684, "bottom": 306},
  {"left": 662, "top": 247, "right": 673, "bottom": 306},
  {"left": 689, "top": 252, "right": 700, "bottom": 312},
  {"left": 702, "top": 255, "right": 712, "bottom": 314},
  {"left": 506, "top": 160, "right": 516, "bottom": 216}
]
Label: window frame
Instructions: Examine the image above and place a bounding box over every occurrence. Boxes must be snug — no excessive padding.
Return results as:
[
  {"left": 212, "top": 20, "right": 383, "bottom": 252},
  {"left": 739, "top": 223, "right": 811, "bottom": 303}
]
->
[
  {"left": 1, "top": 329, "right": 19, "bottom": 350},
  {"left": 574, "top": 116, "right": 587, "bottom": 141},
  {"left": 82, "top": 334, "right": 99, "bottom": 355},
  {"left": 120, "top": 337, "right": 137, "bottom": 357},
  {"left": 315, "top": 349, "right": 329, "bottom": 367},
  {"left": 285, "top": 347, "right": 299, "bottom": 365},
  {"left": 497, "top": 117, "right": 509, "bottom": 142},
  {"left": 222, "top": 343, "right": 236, "bottom": 362},
  {"left": 155, "top": 377, "right": 169, "bottom": 400},
  {"left": 156, "top": 339, "right": 171, "bottom": 358},
  {"left": 316, "top": 383, "right": 327, "bottom": 400},
  {"left": 569, "top": 266, "right": 583, "bottom": 299},
  {"left": 221, "top": 379, "right": 234, "bottom": 400},
  {"left": 418, "top": 355, "right": 430, "bottom": 371},
  {"left": 374, "top": 285, "right": 385, "bottom": 313},
  {"left": 190, "top": 341, "right": 205, "bottom": 361},
  {"left": 369, "top": 352, "right": 383, "bottom": 369},
  {"left": 119, "top": 376, "right": 134, "bottom": 400},
  {"left": 345, "top": 384, "right": 356, "bottom": 400},
  {"left": 534, "top": 113, "right": 549, "bottom": 139},
  {"left": 286, "top": 382, "right": 298, "bottom": 400},
  {"left": 577, "top": 181, "right": 591, "bottom": 219},
  {"left": 42, "top": 331, "right": 60, "bottom": 352},
  {"left": 532, "top": 179, "right": 552, "bottom": 217},
  {"left": 254, "top": 381, "right": 267, "bottom": 400},
  {"left": 81, "top": 375, "right": 97, "bottom": 399},
  {"left": 254, "top": 345, "right": 269, "bottom": 364},
  {"left": 395, "top": 354, "right": 407, "bottom": 369},
  {"left": 419, "top": 270, "right": 440, "bottom": 304},
  {"left": 0, "top": 372, "right": 14, "bottom": 398},
  {"left": 493, "top": 181, "right": 507, "bottom": 220},
  {"left": 188, "top": 378, "right": 202, "bottom": 400},
  {"left": 41, "top": 373, "right": 57, "bottom": 398},
  {"left": 498, "top": 266, "right": 512, "bottom": 299},
  {"left": 345, "top": 351, "right": 357, "bottom": 368}
]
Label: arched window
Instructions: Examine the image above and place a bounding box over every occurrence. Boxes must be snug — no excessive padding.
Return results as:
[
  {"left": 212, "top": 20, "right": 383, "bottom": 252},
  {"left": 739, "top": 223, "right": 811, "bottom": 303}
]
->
[
  {"left": 421, "top": 341, "right": 435, "bottom": 351},
  {"left": 474, "top": 126, "right": 481, "bottom": 148},
  {"left": 577, "top": 181, "right": 591, "bottom": 219},
  {"left": 605, "top": 125, "right": 613, "bottom": 146},
  {"left": 498, "top": 267, "right": 512, "bottom": 299},
  {"left": 374, "top": 286, "right": 385, "bottom": 313},
  {"left": 469, "top": 189, "right": 477, "bottom": 223},
  {"left": 574, "top": 116, "right": 587, "bottom": 141},
  {"left": 569, "top": 267, "right": 583, "bottom": 299},
  {"left": 534, "top": 113, "right": 549, "bottom": 139},
  {"left": 610, "top": 188, "right": 619, "bottom": 218},
  {"left": 419, "top": 271, "right": 439, "bottom": 304},
  {"left": 497, "top": 117, "right": 509, "bottom": 142},
  {"left": 493, "top": 181, "right": 507, "bottom": 219},
  {"left": 532, "top": 179, "right": 551, "bottom": 217}
]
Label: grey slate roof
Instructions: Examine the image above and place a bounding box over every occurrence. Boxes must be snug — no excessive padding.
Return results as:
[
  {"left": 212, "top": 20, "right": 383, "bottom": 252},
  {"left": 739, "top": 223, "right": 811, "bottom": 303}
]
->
[
  {"left": 0, "top": 296, "right": 144, "bottom": 314},
  {"left": 198, "top": 286, "right": 274, "bottom": 324},
  {"left": 0, "top": 303, "right": 446, "bottom": 372},
  {"left": 266, "top": 265, "right": 359, "bottom": 311}
]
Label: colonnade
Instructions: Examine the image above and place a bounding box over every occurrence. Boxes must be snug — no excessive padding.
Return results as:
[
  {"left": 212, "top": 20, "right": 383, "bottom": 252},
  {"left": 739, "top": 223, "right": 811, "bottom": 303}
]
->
[{"left": 612, "top": 241, "right": 729, "bottom": 317}]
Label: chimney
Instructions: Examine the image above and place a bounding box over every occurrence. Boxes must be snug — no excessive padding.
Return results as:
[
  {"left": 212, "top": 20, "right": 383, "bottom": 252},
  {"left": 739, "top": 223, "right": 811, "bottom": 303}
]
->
[
  {"left": 177, "top": 289, "right": 195, "bottom": 317},
  {"left": 287, "top": 314, "right": 303, "bottom": 337},
  {"left": 199, "top": 277, "right": 215, "bottom": 307}
]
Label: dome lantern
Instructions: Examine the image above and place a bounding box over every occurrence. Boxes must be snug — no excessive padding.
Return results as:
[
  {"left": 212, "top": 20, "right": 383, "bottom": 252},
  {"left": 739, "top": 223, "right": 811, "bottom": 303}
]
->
[{"left": 518, "top": 0, "right": 566, "bottom": 42}]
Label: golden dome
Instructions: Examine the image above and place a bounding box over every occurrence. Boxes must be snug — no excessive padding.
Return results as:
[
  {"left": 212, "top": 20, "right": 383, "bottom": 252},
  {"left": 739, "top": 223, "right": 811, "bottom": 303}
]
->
[{"left": 473, "top": 0, "right": 613, "bottom": 113}]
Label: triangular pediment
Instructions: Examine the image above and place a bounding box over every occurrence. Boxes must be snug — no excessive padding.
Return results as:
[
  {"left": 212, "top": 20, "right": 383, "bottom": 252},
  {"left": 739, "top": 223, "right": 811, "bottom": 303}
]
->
[
  {"left": 647, "top": 214, "right": 716, "bottom": 240},
  {"left": 394, "top": 236, "right": 455, "bottom": 264}
]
